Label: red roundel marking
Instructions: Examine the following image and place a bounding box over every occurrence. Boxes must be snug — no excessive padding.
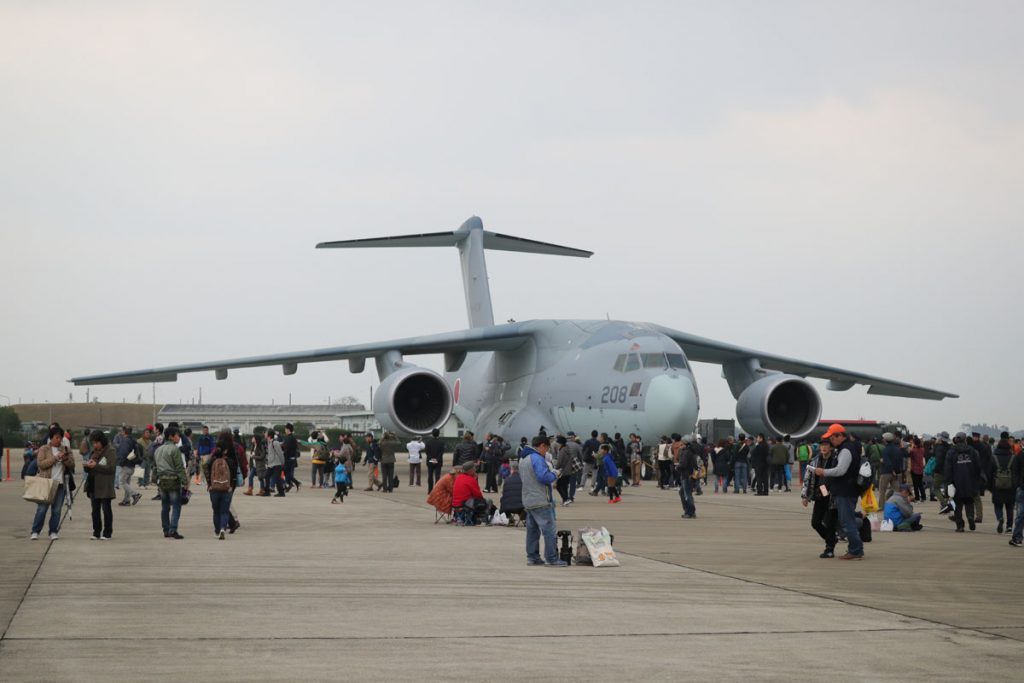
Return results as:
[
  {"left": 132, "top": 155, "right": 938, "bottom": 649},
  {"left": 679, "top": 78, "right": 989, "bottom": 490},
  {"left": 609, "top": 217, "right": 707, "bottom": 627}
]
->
[{"left": 453, "top": 378, "right": 461, "bottom": 405}]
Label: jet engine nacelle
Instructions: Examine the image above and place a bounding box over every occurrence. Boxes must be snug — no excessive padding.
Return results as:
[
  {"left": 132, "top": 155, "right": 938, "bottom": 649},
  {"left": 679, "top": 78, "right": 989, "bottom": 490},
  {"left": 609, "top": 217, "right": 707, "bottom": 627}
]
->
[
  {"left": 372, "top": 366, "right": 453, "bottom": 436},
  {"left": 735, "top": 374, "right": 822, "bottom": 439}
]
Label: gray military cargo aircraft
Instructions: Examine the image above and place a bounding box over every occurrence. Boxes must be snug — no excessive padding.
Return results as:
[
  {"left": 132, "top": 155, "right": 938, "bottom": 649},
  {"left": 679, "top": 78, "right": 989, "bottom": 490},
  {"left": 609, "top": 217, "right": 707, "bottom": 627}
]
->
[{"left": 71, "top": 217, "right": 956, "bottom": 440}]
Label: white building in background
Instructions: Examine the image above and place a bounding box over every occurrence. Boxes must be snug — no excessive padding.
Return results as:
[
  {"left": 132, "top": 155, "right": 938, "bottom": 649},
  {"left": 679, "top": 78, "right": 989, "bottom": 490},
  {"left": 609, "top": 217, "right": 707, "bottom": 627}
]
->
[
  {"left": 156, "top": 404, "right": 464, "bottom": 437},
  {"left": 157, "top": 404, "right": 366, "bottom": 434}
]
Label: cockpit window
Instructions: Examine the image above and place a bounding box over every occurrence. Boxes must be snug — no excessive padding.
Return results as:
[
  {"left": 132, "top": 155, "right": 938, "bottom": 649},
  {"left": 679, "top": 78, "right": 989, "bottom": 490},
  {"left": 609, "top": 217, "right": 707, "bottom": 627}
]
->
[
  {"left": 641, "top": 353, "right": 667, "bottom": 369},
  {"left": 614, "top": 353, "right": 643, "bottom": 372},
  {"left": 666, "top": 353, "right": 689, "bottom": 370}
]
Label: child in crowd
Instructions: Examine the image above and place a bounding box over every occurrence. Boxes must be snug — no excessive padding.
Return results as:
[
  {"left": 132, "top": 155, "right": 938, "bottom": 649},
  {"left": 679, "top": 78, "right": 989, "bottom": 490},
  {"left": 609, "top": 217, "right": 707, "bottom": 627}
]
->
[
  {"left": 332, "top": 456, "right": 351, "bottom": 504},
  {"left": 601, "top": 444, "right": 621, "bottom": 504}
]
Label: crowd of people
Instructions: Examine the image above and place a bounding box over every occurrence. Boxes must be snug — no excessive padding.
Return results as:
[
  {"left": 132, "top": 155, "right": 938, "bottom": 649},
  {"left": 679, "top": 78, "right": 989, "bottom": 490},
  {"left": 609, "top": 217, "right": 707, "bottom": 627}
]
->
[{"left": 18, "top": 419, "right": 1024, "bottom": 563}]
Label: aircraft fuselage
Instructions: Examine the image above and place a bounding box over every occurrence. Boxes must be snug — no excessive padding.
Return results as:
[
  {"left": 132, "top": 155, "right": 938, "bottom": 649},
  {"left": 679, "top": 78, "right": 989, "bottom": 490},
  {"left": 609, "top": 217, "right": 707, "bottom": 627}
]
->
[{"left": 447, "top": 319, "right": 700, "bottom": 441}]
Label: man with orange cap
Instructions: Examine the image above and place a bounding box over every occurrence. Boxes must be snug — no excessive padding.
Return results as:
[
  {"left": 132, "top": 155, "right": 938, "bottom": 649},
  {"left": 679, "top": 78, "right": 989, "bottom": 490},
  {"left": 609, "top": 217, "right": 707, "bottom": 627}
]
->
[{"left": 813, "top": 424, "right": 865, "bottom": 560}]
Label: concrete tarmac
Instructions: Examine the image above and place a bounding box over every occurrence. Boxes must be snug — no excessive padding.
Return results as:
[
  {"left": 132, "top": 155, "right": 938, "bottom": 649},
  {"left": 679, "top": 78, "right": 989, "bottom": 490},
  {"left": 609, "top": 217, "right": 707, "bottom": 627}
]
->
[{"left": 1, "top": 456, "right": 1021, "bottom": 681}]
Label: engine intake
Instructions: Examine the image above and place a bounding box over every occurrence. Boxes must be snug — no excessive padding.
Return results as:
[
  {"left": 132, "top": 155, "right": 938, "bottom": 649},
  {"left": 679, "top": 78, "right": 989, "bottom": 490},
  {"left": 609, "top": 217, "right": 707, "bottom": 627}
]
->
[
  {"left": 735, "top": 375, "right": 822, "bottom": 439},
  {"left": 372, "top": 367, "right": 453, "bottom": 436}
]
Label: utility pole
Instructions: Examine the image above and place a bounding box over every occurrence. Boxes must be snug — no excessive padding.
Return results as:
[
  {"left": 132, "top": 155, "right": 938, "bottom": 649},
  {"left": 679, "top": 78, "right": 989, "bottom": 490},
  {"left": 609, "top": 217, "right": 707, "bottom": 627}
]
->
[{"left": 152, "top": 383, "right": 156, "bottom": 426}]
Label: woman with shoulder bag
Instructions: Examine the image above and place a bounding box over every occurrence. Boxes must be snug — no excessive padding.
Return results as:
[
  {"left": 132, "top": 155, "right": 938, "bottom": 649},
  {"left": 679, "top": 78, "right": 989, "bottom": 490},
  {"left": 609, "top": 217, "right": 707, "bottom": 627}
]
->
[
  {"left": 29, "top": 426, "right": 75, "bottom": 541},
  {"left": 83, "top": 429, "right": 117, "bottom": 540}
]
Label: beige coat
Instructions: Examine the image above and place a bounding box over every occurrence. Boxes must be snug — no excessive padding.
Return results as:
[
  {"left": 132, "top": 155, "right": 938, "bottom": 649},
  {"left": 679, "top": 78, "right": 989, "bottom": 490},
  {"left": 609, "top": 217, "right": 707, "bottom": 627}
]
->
[{"left": 35, "top": 444, "right": 76, "bottom": 480}]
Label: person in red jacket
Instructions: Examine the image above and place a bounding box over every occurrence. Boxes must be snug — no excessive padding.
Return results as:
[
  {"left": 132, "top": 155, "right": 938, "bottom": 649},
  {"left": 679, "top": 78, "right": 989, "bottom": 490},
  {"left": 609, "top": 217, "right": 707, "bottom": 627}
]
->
[{"left": 451, "top": 462, "right": 487, "bottom": 525}]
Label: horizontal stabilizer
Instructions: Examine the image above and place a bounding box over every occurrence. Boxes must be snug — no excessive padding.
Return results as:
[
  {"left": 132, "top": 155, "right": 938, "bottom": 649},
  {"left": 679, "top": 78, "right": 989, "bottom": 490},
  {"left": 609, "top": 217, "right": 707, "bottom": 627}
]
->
[
  {"left": 317, "top": 218, "right": 592, "bottom": 258},
  {"left": 482, "top": 232, "right": 592, "bottom": 258},
  {"left": 317, "top": 231, "right": 459, "bottom": 250}
]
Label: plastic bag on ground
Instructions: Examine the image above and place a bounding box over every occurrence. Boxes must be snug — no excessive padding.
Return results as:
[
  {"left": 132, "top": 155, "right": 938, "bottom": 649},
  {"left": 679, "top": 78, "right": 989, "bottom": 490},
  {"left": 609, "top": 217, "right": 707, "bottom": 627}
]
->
[
  {"left": 490, "top": 510, "right": 508, "bottom": 526},
  {"left": 868, "top": 512, "right": 881, "bottom": 531},
  {"left": 581, "top": 526, "right": 619, "bottom": 567}
]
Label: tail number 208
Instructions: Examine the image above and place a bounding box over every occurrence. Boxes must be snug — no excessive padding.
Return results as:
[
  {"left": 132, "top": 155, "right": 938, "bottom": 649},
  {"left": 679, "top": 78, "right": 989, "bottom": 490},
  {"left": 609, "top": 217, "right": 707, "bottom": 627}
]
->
[{"left": 601, "top": 385, "right": 628, "bottom": 404}]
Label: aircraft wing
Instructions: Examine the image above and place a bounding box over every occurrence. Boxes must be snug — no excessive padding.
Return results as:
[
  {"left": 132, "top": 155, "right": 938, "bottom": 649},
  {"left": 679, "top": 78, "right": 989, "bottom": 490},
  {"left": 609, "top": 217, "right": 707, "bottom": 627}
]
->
[
  {"left": 69, "top": 324, "right": 531, "bottom": 386},
  {"left": 651, "top": 325, "right": 957, "bottom": 400}
]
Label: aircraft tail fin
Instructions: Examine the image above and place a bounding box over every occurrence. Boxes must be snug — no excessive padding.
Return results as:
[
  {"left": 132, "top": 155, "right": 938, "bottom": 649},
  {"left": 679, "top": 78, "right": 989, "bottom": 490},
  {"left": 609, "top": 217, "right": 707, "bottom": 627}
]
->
[{"left": 317, "top": 216, "right": 592, "bottom": 328}]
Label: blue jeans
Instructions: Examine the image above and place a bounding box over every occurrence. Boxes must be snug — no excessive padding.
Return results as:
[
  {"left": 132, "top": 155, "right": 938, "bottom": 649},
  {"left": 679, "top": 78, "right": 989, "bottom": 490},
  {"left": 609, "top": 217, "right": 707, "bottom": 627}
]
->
[
  {"left": 733, "top": 463, "right": 748, "bottom": 492},
  {"left": 834, "top": 495, "right": 864, "bottom": 556},
  {"left": 209, "top": 489, "right": 233, "bottom": 532},
  {"left": 525, "top": 503, "right": 558, "bottom": 564},
  {"left": 160, "top": 488, "right": 182, "bottom": 535},
  {"left": 679, "top": 478, "right": 696, "bottom": 516},
  {"left": 1011, "top": 488, "right": 1024, "bottom": 542},
  {"left": 31, "top": 484, "right": 66, "bottom": 535}
]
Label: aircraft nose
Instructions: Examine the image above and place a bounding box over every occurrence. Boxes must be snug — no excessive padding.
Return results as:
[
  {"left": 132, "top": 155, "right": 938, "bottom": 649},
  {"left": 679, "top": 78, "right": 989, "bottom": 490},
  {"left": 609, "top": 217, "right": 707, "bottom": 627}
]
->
[{"left": 646, "top": 374, "right": 699, "bottom": 435}]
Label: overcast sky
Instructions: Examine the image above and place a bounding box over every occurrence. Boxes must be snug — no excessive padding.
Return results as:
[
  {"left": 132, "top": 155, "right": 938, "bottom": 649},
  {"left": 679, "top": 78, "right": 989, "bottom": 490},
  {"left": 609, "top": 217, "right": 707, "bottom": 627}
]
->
[{"left": 2, "top": 2, "right": 1021, "bottom": 433}]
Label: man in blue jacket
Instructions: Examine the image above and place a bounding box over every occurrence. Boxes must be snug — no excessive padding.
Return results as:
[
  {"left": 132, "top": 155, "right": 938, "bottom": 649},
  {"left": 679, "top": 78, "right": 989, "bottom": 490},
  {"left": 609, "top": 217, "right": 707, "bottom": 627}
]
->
[{"left": 520, "top": 435, "right": 567, "bottom": 567}]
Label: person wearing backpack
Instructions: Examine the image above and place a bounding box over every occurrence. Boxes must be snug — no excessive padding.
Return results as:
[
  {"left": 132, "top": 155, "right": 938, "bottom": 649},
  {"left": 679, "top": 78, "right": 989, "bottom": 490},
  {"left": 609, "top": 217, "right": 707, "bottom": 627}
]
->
[
  {"left": 264, "top": 430, "right": 286, "bottom": 497},
  {"left": 203, "top": 431, "right": 239, "bottom": 540},
  {"left": 796, "top": 440, "right": 811, "bottom": 485},
  {"left": 990, "top": 438, "right": 1017, "bottom": 534},
  {"left": 814, "top": 424, "right": 864, "bottom": 560}
]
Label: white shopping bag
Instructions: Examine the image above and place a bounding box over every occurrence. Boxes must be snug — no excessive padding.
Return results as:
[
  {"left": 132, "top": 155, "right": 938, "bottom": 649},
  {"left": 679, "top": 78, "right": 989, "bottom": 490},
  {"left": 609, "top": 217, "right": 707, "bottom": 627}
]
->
[
  {"left": 880, "top": 519, "right": 894, "bottom": 532},
  {"left": 580, "top": 526, "right": 619, "bottom": 567}
]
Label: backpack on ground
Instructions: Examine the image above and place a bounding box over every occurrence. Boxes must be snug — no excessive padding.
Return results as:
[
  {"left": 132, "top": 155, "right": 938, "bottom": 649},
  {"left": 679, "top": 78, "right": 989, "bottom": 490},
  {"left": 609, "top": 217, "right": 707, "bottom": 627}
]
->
[
  {"left": 210, "top": 456, "right": 231, "bottom": 492},
  {"left": 993, "top": 456, "right": 1015, "bottom": 490}
]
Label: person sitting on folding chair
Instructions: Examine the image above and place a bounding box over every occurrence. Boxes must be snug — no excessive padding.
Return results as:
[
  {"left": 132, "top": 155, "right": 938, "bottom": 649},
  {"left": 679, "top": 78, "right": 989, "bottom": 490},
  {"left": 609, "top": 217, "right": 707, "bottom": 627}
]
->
[
  {"left": 452, "top": 461, "right": 489, "bottom": 525},
  {"left": 427, "top": 470, "right": 456, "bottom": 523}
]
